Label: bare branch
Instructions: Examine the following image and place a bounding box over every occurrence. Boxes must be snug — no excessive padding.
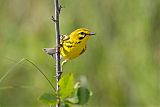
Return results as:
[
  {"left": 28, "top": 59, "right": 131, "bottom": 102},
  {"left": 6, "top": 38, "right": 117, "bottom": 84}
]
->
[{"left": 54, "top": 0, "right": 61, "bottom": 106}]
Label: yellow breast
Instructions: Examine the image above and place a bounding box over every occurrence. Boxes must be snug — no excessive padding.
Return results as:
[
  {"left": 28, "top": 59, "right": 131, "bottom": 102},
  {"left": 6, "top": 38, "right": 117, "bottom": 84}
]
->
[{"left": 60, "top": 41, "right": 86, "bottom": 60}]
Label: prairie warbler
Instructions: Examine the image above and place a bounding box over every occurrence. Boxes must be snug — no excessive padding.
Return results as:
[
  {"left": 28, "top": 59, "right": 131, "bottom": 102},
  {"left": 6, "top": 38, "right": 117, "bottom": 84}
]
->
[{"left": 44, "top": 28, "right": 95, "bottom": 67}]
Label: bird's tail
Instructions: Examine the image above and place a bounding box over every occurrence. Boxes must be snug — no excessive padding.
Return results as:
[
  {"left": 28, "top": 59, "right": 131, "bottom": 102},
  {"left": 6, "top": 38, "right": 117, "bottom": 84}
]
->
[{"left": 43, "top": 48, "right": 57, "bottom": 59}]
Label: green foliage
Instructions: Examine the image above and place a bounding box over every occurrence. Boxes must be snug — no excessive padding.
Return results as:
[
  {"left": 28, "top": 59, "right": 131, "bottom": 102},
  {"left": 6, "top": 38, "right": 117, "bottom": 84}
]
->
[
  {"left": 0, "top": 0, "right": 160, "bottom": 106},
  {"left": 77, "top": 87, "right": 90, "bottom": 105},
  {"left": 39, "top": 93, "right": 57, "bottom": 106},
  {"left": 59, "top": 73, "right": 74, "bottom": 99},
  {"left": 66, "top": 86, "right": 91, "bottom": 105},
  {"left": 61, "top": 104, "right": 70, "bottom": 107},
  {"left": 39, "top": 73, "right": 91, "bottom": 106},
  {"left": 66, "top": 95, "right": 79, "bottom": 104}
]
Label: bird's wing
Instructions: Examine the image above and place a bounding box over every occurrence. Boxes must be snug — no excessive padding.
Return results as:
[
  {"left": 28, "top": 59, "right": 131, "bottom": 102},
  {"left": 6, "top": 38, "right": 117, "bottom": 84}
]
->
[
  {"left": 60, "top": 35, "right": 70, "bottom": 41},
  {"left": 43, "top": 35, "right": 68, "bottom": 59}
]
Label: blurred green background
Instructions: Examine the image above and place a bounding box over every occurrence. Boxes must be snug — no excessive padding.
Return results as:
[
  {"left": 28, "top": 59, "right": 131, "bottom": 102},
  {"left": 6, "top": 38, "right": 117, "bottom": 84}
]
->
[{"left": 0, "top": 0, "right": 160, "bottom": 107}]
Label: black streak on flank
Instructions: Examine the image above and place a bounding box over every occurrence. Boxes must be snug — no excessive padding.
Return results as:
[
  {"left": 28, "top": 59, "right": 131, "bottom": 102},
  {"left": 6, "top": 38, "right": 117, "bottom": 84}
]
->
[
  {"left": 79, "top": 46, "right": 86, "bottom": 55},
  {"left": 60, "top": 43, "right": 63, "bottom": 47},
  {"left": 65, "top": 41, "right": 81, "bottom": 44},
  {"left": 76, "top": 41, "right": 81, "bottom": 44},
  {"left": 66, "top": 41, "right": 73, "bottom": 44},
  {"left": 65, "top": 45, "right": 73, "bottom": 48}
]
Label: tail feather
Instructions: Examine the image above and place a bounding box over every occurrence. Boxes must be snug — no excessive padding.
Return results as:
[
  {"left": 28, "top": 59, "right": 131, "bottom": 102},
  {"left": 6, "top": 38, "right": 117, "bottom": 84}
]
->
[
  {"left": 43, "top": 48, "right": 56, "bottom": 55},
  {"left": 43, "top": 48, "right": 62, "bottom": 59}
]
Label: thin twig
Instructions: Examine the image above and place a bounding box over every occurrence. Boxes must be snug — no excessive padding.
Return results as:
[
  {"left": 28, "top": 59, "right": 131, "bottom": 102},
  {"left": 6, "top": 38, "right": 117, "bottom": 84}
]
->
[
  {"left": 0, "top": 58, "right": 56, "bottom": 92},
  {"left": 54, "top": 0, "right": 61, "bottom": 106},
  {"left": 25, "top": 59, "right": 56, "bottom": 92},
  {"left": 0, "top": 58, "right": 25, "bottom": 83}
]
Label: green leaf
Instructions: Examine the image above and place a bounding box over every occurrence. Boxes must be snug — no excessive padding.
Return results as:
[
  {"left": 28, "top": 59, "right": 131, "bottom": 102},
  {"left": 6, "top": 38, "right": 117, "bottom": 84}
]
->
[
  {"left": 61, "top": 103, "right": 70, "bottom": 107},
  {"left": 66, "top": 96, "right": 79, "bottom": 104},
  {"left": 74, "top": 82, "right": 80, "bottom": 89},
  {"left": 59, "top": 73, "right": 74, "bottom": 99},
  {"left": 39, "top": 93, "right": 57, "bottom": 105},
  {"left": 77, "top": 87, "right": 90, "bottom": 105}
]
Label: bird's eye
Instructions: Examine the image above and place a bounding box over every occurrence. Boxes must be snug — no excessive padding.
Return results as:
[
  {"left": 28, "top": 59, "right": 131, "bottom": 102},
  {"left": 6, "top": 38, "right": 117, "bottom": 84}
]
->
[{"left": 80, "top": 32, "right": 84, "bottom": 35}]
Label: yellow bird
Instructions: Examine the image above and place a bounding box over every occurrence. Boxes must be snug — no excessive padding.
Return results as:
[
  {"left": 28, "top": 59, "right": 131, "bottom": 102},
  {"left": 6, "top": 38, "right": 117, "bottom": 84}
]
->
[{"left": 44, "top": 28, "right": 95, "bottom": 68}]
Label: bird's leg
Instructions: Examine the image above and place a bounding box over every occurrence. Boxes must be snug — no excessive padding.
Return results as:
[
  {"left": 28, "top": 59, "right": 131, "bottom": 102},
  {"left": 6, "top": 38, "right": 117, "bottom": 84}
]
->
[{"left": 61, "top": 59, "right": 68, "bottom": 72}]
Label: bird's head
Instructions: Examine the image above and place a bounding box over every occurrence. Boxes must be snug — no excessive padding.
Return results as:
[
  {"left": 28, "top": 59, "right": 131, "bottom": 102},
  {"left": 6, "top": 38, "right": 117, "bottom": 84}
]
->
[{"left": 70, "top": 28, "right": 95, "bottom": 42}]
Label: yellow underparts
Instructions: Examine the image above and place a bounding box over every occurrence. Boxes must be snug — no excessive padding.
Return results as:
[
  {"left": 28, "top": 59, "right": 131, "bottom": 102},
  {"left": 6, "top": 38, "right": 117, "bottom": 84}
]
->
[{"left": 60, "top": 41, "right": 86, "bottom": 60}]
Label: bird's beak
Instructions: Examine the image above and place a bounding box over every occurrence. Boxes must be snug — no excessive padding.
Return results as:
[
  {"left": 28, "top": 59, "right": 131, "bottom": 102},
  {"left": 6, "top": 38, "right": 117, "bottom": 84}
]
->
[{"left": 89, "top": 32, "right": 96, "bottom": 36}]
